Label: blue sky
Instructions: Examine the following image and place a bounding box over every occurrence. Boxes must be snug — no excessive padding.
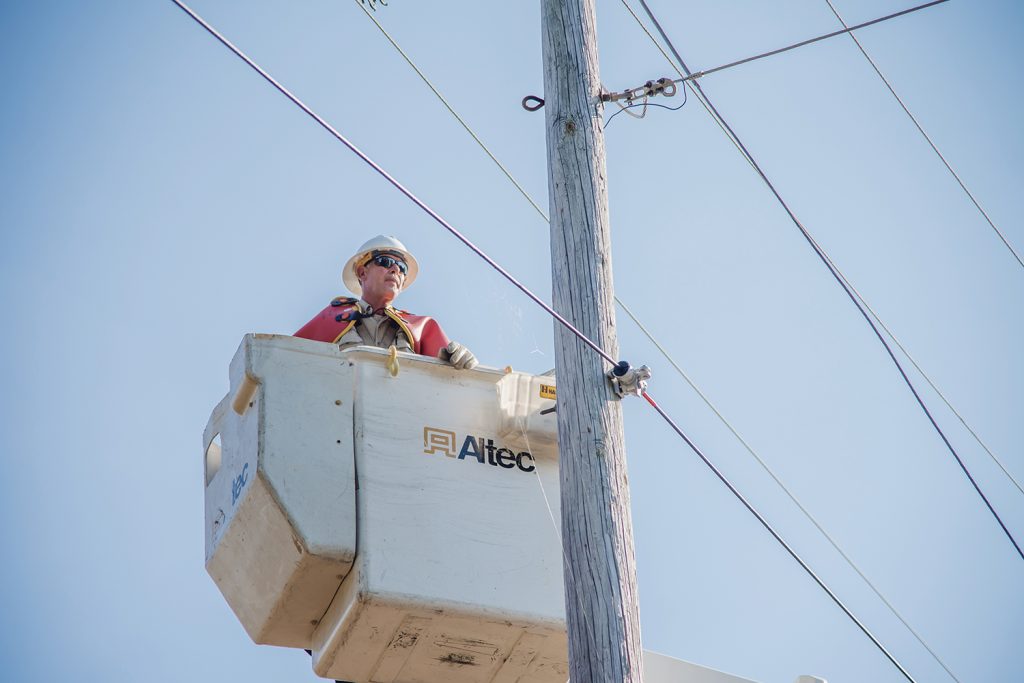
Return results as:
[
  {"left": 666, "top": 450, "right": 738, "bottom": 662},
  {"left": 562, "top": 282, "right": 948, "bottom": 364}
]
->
[{"left": 1, "top": 1, "right": 1022, "bottom": 681}]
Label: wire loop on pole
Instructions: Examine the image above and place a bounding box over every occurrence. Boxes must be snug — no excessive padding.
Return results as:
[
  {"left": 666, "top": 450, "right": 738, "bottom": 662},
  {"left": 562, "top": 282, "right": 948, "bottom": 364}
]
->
[{"left": 522, "top": 95, "right": 545, "bottom": 111}]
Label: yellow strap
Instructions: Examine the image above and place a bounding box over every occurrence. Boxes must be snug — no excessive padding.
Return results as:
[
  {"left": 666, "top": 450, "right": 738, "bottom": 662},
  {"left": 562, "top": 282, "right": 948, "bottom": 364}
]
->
[
  {"left": 384, "top": 308, "right": 416, "bottom": 351},
  {"left": 386, "top": 344, "right": 400, "bottom": 377},
  {"left": 331, "top": 320, "right": 356, "bottom": 344}
]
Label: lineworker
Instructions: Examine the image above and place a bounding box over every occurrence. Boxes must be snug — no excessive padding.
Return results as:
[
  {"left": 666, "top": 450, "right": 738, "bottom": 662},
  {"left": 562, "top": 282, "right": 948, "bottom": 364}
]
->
[{"left": 294, "top": 235, "right": 478, "bottom": 370}]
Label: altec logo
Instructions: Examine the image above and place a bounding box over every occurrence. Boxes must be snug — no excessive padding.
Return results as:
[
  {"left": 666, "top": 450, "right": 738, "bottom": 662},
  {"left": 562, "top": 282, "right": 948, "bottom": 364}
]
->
[{"left": 423, "top": 426, "right": 536, "bottom": 473}]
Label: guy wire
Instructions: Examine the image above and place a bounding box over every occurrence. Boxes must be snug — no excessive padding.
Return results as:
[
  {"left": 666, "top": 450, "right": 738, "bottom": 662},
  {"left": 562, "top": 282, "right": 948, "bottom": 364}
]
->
[
  {"left": 172, "top": 3, "right": 933, "bottom": 679},
  {"left": 356, "top": 5, "right": 993, "bottom": 677},
  {"left": 822, "top": 0, "right": 1024, "bottom": 271},
  {"left": 169, "top": 0, "right": 616, "bottom": 369},
  {"left": 672, "top": 0, "right": 950, "bottom": 84},
  {"left": 631, "top": 0, "right": 1024, "bottom": 563}
]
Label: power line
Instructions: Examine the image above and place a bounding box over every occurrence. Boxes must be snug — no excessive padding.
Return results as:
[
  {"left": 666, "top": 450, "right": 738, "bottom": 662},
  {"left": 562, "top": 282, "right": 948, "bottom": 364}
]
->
[
  {"left": 617, "top": 0, "right": 1023, "bottom": 500},
  {"left": 673, "top": 0, "right": 949, "bottom": 84},
  {"left": 171, "top": 4, "right": 918, "bottom": 678},
  {"left": 617, "top": 300, "right": 961, "bottom": 683},
  {"left": 351, "top": 8, "right": 964, "bottom": 679},
  {"left": 169, "top": 0, "right": 614, "bottom": 368},
  {"left": 821, "top": 0, "right": 1024, "bottom": 271},
  {"left": 355, "top": 1, "right": 550, "bottom": 223},
  {"left": 816, "top": 0, "right": 1024, "bottom": 496},
  {"left": 819, "top": 250, "right": 1024, "bottom": 499},
  {"left": 640, "top": 391, "right": 918, "bottom": 683},
  {"left": 631, "top": 0, "right": 1024, "bottom": 564},
  {"left": 616, "top": 0, "right": 760, "bottom": 173}
]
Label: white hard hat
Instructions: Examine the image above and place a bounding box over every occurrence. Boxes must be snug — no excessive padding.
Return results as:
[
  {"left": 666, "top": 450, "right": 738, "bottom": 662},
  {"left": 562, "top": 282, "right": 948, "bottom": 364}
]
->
[{"left": 342, "top": 235, "right": 419, "bottom": 297}]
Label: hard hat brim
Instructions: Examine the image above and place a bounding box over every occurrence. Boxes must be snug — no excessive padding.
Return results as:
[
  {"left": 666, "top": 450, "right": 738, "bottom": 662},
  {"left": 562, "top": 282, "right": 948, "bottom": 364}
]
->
[{"left": 342, "top": 238, "right": 419, "bottom": 297}]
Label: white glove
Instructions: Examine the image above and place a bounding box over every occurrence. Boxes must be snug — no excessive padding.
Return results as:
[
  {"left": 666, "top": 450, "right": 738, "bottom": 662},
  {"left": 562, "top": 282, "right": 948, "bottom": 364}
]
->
[{"left": 439, "top": 341, "right": 478, "bottom": 370}]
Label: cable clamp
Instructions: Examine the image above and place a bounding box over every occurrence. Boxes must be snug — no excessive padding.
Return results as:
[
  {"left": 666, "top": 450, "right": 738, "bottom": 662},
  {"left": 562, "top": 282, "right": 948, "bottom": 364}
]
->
[
  {"left": 607, "top": 361, "right": 652, "bottom": 399},
  {"left": 600, "top": 77, "right": 676, "bottom": 104}
]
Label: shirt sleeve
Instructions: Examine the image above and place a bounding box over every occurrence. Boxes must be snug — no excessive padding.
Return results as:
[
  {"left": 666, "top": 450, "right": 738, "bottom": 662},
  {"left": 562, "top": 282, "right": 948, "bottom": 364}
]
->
[{"left": 418, "top": 318, "right": 451, "bottom": 359}]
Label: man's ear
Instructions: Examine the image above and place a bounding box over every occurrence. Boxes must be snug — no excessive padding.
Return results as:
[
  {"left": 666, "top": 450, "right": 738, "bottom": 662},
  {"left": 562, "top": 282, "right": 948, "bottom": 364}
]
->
[{"left": 355, "top": 264, "right": 366, "bottom": 284}]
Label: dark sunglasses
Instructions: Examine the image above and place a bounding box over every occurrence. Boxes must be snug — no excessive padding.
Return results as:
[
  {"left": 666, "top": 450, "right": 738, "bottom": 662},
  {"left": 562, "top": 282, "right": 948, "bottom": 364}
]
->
[{"left": 367, "top": 254, "right": 408, "bottom": 275}]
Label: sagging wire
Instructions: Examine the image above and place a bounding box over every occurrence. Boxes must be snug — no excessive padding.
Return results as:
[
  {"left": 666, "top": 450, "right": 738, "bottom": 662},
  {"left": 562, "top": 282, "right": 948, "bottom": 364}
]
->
[
  {"left": 169, "top": 0, "right": 616, "bottom": 369},
  {"left": 351, "top": 9, "right": 921, "bottom": 657},
  {"left": 605, "top": 99, "right": 686, "bottom": 129},
  {"left": 616, "top": 299, "right": 962, "bottom": 683},
  {"left": 617, "top": 0, "right": 1022, "bottom": 504},
  {"left": 631, "top": 0, "right": 1024, "bottom": 566},
  {"left": 615, "top": 95, "right": 649, "bottom": 120},
  {"left": 819, "top": 0, "right": 1024, "bottom": 497},
  {"left": 821, "top": 0, "right": 1024, "bottom": 271},
  {"left": 639, "top": 390, "right": 917, "bottom": 683},
  {"left": 616, "top": 0, "right": 759, "bottom": 173},
  {"left": 356, "top": 0, "right": 551, "bottom": 224},
  {"left": 172, "top": 3, "right": 919, "bottom": 680}
]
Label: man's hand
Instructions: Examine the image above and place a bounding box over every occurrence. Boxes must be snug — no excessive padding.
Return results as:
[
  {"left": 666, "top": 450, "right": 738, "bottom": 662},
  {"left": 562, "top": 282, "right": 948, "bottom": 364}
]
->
[{"left": 439, "top": 341, "right": 478, "bottom": 370}]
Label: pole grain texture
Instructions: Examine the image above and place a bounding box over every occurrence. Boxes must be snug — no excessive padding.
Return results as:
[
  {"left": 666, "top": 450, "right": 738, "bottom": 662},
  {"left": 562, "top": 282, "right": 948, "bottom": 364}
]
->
[{"left": 540, "top": 1, "right": 645, "bottom": 681}]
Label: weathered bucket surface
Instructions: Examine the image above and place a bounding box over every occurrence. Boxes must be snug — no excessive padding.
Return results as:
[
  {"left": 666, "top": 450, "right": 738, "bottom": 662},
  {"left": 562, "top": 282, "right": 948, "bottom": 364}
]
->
[
  {"left": 309, "top": 344, "right": 565, "bottom": 682},
  {"left": 204, "top": 335, "right": 565, "bottom": 680},
  {"left": 204, "top": 334, "right": 360, "bottom": 647},
  {"left": 204, "top": 335, "right": 768, "bottom": 683}
]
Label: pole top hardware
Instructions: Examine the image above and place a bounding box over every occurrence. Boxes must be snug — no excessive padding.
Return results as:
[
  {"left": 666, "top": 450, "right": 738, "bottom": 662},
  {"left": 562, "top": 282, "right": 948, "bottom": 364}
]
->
[
  {"left": 600, "top": 77, "right": 676, "bottom": 104},
  {"left": 607, "top": 361, "right": 652, "bottom": 398}
]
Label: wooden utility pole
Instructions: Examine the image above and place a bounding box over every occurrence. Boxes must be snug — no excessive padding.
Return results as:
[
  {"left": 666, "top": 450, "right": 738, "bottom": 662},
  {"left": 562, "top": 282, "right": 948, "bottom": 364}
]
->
[{"left": 540, "top": 1, "right": 644, "bottom": 681}]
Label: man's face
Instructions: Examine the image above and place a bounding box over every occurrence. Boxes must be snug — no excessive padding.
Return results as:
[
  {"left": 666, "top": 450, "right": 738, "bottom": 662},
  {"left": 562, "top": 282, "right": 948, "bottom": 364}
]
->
[{"left": 357, "top": 252, "right": 407, "bottom": 306}]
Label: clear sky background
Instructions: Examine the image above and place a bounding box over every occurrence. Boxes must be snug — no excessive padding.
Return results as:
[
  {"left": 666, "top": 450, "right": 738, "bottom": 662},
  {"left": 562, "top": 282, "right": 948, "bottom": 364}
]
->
[{"left": 1, "top": 1, "right": 1021, "bottom": 682}]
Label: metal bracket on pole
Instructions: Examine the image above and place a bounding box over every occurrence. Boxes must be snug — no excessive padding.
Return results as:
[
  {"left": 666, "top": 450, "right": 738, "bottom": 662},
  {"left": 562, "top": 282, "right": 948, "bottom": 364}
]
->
[
  {"left": 600, "top": 77, "right": 676, "bottom": 104},
  {"left": 607, "top": 361, "right": 652, "bottom": 398}
]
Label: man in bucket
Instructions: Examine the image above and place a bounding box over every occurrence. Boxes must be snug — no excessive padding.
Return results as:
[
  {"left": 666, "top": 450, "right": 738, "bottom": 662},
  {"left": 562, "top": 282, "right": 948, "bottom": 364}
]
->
[{"left": 295, "top": 235, "right": 478, "bottom": 370}]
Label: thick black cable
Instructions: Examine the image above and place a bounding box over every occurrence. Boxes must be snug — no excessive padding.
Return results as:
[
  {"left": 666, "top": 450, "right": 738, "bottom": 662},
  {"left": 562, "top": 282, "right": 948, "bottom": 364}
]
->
[
  {"left": 635, "top": 0, "right": 1024, "bottom": 565},
  {"left": 675, "top": 0, "right": 949, "bottom": 84},
  {"left": 169, "top": 0, "right": 616, "bottom": 369},
  {"left": 173, "top": 3, "right": 928, "bottom": 679}
]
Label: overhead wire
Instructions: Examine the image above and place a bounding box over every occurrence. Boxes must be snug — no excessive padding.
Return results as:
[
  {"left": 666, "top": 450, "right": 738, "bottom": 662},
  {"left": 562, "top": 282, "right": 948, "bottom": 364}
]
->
[
  {"left": 171, "top": 2, "right": 919, "bottom": 679},
  {"left": 614, "top": 303, "right": 958, "bottom": 683},
  {"left": 355, "top": 1, "right": 549, "bottom": 223},
  {"left": 813, "top": 0, "right": 1024, "bottom": 495},
  {"left": 615, "top": 0, "right": 759, "bottom": 173},
  {"left": 604, "top": 99, "right": 686, "bottom": 129},
  {"left": 619, "top": 0, "right": 1022, "bottom": 499},
  {"left": 637, "top": 390, "right": 917, "bottom": 683},
  {"left": 823, "top": 0, "right": 1024, "bottom": 271},
  {"left": 815, "top": 251, "right": 1024, "bottom": 498},
  {"left": 169, "top": 0, "right": 615, "bottom": 369},
  {"left": 671, "top": 0, "right": 950, "bottom": 85},
  {"left": 630, "top": 0, "right": 1024, "bottom": 564},
  {"left": 349, "top": 7, "right": 964, "bottom": 679},
  {"left": 618, "top": 0, "right": 1022, "bottom": 292}
]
